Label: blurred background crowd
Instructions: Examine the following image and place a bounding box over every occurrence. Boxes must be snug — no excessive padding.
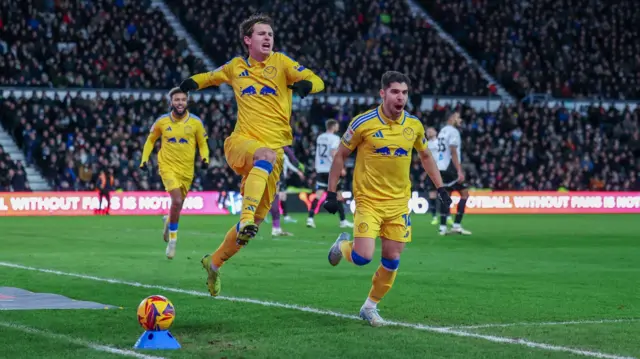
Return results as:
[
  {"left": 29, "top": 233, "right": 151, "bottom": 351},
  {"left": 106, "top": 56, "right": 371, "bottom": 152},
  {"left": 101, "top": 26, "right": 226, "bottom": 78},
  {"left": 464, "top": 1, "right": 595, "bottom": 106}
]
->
[{"left": 0, "top": 0, "right": 638, "bottom": 192}]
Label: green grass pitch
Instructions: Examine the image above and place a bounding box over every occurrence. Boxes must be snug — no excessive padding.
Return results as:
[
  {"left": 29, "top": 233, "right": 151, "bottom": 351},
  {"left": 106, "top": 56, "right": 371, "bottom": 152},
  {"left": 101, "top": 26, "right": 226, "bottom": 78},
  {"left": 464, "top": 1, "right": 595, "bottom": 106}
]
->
[{"left": 0, "top": 214, "right": 638, "bottom": 359}]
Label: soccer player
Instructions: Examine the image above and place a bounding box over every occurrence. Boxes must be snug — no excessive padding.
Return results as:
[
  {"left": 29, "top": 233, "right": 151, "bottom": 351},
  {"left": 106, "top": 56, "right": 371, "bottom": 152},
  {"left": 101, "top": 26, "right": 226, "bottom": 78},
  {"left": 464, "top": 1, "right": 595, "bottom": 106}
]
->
[
  {"left": 436, "top": 112, "right": 472, "bottom": 235},
  {"left": 178, "top": 14, "right": 324, "bottom": 296},
  {"left": 323, "top": 71, "right": 452, "bottom": 327},
  {"left": 425, "top": 127, "right": 452, "bottom": 225},
  {"left": 139, "top": 87, "right": 210, "bottom": 259},
  {"left": 96, "top": 168, "right": 113, "bottom": 215},
  {"left": 306, "top": 119, "right": 353, "bottom": 229},
  {"left": 270, "top": 146, "right": 305, "bottom": 236}
]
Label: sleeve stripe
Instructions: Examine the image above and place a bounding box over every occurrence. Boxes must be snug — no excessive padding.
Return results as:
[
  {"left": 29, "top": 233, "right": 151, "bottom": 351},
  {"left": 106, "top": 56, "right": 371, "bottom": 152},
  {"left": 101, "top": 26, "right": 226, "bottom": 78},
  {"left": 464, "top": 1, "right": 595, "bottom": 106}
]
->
[{"left": 350, "top": 111, "right": 378, "bottom": 130}]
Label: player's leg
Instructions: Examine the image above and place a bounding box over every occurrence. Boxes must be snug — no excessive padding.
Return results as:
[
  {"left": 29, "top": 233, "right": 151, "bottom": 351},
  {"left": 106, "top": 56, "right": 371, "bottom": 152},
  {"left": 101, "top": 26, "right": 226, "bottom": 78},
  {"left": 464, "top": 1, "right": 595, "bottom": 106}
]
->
[
  {"left": 337, "top": 191, "right": 353, "bottom": 228},
  {"left": 202, "top": 153, "right": 283, "bottom": 296},
  {"left": 327, "top": 209, "right": 379, "bottom": 266},
  {"left": 360, "top": 214, "right": 409, "bottom": 326},
  {"left": 270, "top": 194, "right": 292, "bottom": 236},
  {"left": 281, "top": 192, "right": 295, "bottom": 223},
  {"left": 428, "top": 190, "right": 438, "bottom": 225},
  {"left": 164, "top": 187, "right": 185, "bottom": 259},
  {"left": 451, "top": 187, "right": 472, "bottom": 235},
  {"left": 307, "top": 187, "right": 323, "bottom": 228}
]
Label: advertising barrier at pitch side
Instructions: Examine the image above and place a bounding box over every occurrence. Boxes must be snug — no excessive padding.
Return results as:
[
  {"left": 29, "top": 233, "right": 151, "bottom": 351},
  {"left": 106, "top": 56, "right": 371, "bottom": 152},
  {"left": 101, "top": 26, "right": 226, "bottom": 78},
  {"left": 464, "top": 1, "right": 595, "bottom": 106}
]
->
[{"left": 0, "top": 191, "right": 639, "bottom": 216}]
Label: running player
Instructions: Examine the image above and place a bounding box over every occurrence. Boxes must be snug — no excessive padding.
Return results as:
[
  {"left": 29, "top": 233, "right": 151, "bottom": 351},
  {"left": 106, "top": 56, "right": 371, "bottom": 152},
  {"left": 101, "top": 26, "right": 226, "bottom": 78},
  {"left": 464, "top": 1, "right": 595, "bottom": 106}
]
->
[
  {"left": 323, "top": 71, "right": 452, "bottom": 326},
  {"left": 306, "top": 119, "right": 353, "bottom": 229},
  {"left": 178, "top": 13, "right": 324, "bottom": 296},
  {"left": 436, "top": 112, "right": 472, "bottom": 236},
  {"left": 140, "top": 87, "right": 210, "bottom": 259}
]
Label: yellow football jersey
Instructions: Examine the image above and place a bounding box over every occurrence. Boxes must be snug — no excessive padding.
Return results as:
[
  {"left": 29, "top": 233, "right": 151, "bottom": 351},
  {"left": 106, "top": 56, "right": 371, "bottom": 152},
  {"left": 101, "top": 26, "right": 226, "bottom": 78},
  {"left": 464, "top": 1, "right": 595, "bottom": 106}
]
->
[
  {"left": 342, "top": 105, "right": 428, "bottom": 215},
  {"left": 141, "top": 111, "right": 210, "bottom": 177},
  {"left": 190, "top": 52, "right": 324, "bottom": 149}
]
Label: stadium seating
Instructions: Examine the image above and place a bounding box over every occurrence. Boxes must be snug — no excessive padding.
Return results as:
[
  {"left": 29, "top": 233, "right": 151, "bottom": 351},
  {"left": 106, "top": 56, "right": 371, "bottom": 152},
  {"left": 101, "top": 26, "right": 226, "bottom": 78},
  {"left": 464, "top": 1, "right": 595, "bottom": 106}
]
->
[
  {"left": 421, "top": 0, "right": 640, "bottom": 99},
  {"left": 165, "top": 0, "right": 491, "bottom": 96},
  {"left": 0, "top": 0, "right": 206, "bottom": 89},
  {"left": 2, "top": 93, "right": 638, "bottom": 192},
  {"left": 0, "top": 145, "right": 30, "bottom": 191}
]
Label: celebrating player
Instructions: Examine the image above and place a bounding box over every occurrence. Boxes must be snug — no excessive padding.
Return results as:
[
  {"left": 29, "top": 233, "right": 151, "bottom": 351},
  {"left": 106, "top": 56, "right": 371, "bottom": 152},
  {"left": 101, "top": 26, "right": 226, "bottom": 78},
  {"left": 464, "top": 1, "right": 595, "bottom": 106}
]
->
[
  {"left": 306, "top": 119, "right": 353, "bottom": 229},
  {"left": 178, "top": 13, "right": 324, "bottom": 296},
  {"left": 323, "top": 71, "right": 452, "bottom": 326},
  {"left": 139, "top": 87, "right": 210, "bottom": 259},
  {"left": 436, "top": 112, "right": 472, "bottom": 235}
]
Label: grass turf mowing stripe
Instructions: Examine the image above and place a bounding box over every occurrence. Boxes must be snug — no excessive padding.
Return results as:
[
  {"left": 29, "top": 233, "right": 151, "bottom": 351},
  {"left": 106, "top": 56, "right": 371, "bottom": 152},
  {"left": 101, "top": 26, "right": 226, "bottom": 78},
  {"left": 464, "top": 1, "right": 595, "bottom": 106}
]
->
[
  {"left": 0, "top": 261, "right": 636, "bottom": 359},
  {"left": 0, "top": 321, "right": 166, "bottom": 359}
]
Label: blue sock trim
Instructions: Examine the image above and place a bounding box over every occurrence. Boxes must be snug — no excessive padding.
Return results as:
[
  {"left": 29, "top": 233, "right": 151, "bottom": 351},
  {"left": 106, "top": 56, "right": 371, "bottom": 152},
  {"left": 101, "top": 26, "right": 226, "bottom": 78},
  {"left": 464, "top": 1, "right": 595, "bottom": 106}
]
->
[
  {"left": 254, "top": 160, "right": 273, "bottom": 174},
  {"left": 381, "top": 257, "right": 400, "bottom": 271},
  {"left": 351, "top": 250, "right": 371, "bottom": 266},
  {"left": 235, "top": 222, "right": 240, "bottom": 232},
  {"left": 169, "top": 223, "right": 178, "bottom": 231}
]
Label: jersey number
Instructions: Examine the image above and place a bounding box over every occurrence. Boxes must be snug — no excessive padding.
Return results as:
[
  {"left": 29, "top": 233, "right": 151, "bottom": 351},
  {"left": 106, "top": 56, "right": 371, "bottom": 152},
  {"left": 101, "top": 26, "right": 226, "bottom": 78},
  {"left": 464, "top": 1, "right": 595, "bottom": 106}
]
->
[
  {"left": 319, "top": 144, "right": 329, "bottom": 158},
  {"left": 437, "top": 138, "right": 446, "bottom": 152}
]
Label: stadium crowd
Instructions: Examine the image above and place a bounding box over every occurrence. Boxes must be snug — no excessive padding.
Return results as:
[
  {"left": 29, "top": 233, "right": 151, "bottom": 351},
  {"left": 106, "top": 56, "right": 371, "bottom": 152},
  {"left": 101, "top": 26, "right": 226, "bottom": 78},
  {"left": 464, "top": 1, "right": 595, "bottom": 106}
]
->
[
  {"left": 0, "top": 0, "right": 207, "bottom": 89},
  {"left": 0, "top": 145, "right": 29, "bottom": 191},
  {"left": 1, "top": 93, "right": 638, "bottom": 193},
  {"left": 166, "top": 0, "right": 490, "bottom": 96},
  {"left": 422, "top": 0, "right": 640, "bottom": 100}
]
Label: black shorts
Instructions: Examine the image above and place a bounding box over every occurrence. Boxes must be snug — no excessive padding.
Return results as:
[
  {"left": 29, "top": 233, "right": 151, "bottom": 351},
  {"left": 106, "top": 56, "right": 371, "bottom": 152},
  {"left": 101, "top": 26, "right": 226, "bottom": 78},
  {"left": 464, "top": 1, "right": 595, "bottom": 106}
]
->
[
  {"left": 315, "top": 173, "right": 341, "bottom": 191},
  {"left": 440, "top": 166, "right": 469, "bottom": 192}
]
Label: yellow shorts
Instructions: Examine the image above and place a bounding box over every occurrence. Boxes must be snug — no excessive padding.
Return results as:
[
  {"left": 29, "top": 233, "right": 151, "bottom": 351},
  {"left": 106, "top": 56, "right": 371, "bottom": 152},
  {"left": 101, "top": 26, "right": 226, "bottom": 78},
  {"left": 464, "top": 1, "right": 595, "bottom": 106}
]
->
[
  {"left": 353, "top": 202, "right": 412, "bottom": 243},
  {"left": 224, "top": 133, "right": 284, "bottom": 220},
  {"left": 159, "top": 169, "right": 193, "bottom": 198}
]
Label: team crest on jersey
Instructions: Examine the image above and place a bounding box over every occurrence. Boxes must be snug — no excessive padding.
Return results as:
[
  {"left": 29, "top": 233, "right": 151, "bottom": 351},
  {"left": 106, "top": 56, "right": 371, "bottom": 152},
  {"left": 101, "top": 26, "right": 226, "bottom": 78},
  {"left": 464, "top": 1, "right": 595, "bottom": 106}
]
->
[
  {"left": 184, "top": 125, "right": 193, "bottom": 135},
  {"left": 263, "top": 66, "right": 277, "bottom": 79},
  {"left": 358, "top": 222, "right": 369, "bottom": 233},
  {"left": 403, "top": 127, "right": 415, "bottom": 141},
  {"left": 343, "top": 128, "right": 355, "bottom": 144}
]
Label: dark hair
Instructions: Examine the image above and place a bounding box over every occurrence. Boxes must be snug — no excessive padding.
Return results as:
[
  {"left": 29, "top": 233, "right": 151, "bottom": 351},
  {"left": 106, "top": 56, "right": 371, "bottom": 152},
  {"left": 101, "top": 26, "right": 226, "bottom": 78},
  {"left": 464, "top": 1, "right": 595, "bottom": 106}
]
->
[
  {"left": 381, "top": 71, "right": 411, "bottom": 90},
  {"left": 239, "top": 13, "right": 273, "bottom": 50},
  {"left": 168, "top": 87, "right": 187, "bottom": 100},
  {"left": 325, "top": 119, "right": 338, "bottom": 131}
]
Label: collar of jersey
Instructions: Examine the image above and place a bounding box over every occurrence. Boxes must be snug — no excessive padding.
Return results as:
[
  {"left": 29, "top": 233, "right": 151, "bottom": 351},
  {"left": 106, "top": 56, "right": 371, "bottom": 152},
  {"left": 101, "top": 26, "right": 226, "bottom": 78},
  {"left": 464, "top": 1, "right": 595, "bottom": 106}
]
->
[
  {"left": 169, "top": 110, "right": 190, "bottom": 123},
  {"left": 378, "top": 105, "right": 406, "bottom": 125},
  {"left": 246, "top": 51, "right": 274, "bottom": 67}
]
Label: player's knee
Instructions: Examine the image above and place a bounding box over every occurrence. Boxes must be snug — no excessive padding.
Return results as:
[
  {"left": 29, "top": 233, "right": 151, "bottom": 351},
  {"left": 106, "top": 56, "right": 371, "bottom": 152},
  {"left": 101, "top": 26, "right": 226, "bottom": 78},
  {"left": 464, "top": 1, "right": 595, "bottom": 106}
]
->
[
  {"left": 253, "top": 148, "right": 277, "bottom": 164},
  {"left": 351, "top": 250, "right": 372, "bottom": 266},
  {"left": 171, "top": 197, "right": 184, "bottom": 209},
  {"left": 380, "top": 257, "right": 400, "bottom": 271}
]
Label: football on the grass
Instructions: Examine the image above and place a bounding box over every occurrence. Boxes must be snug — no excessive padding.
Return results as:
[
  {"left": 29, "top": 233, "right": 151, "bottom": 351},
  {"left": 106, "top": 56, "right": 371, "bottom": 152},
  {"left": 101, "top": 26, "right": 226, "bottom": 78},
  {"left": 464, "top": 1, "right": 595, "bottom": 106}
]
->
[{"left": 137, "top": 295, "right": 175, "bottom": 331}]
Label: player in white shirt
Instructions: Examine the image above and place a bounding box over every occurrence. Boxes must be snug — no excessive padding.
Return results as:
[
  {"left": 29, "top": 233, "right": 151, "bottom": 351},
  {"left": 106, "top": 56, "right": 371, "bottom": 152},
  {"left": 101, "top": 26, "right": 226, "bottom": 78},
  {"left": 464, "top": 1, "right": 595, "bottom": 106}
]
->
[
  {"left": 425, "top": 127, "right": 453, "bottom": 226},
  {"left": 270, "top": 147, "right": 305, "bottom": 236},
  {"left": 307, "top": 120, "right": 353, "bottom": 229},
  {"left": 436, "top": 112, "right": 472, "bottom": 236}
]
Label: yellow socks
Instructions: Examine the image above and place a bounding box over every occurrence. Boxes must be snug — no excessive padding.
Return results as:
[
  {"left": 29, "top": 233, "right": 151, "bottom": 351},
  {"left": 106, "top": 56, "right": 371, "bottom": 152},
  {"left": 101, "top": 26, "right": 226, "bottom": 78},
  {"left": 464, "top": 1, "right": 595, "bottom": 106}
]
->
[
  {"left": 367, "top": 258, "right": 400, "bottom": 304},
  {"left": 211, "top": 223, "right": 243, "bottom": 269},
  {"left": 240, "top": 160, "right": 273, "bottom": 223},
  {"left": 168, "top": 223, "right": 178, "bottom": 241},
  {"left": 340, "top": 240, "right": 353, "bottom": 263}
]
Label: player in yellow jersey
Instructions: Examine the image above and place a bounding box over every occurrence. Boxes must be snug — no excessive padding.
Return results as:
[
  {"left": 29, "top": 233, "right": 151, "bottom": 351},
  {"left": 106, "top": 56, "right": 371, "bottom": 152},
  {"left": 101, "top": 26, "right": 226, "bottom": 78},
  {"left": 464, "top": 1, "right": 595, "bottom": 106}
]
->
[
  {"left": 139, "top": 87, "right": 210, "bottom": 260},
  {"left": 323, "top": 71, "right": 452, "bottom": 326},
  {"left": 178, "top": 13, "right": 324, "bottom": 296}
]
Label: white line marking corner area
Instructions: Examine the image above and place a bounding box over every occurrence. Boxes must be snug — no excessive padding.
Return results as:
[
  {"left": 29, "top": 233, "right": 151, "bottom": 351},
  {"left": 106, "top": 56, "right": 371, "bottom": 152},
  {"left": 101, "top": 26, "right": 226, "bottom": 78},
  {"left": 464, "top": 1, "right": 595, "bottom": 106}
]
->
[
  {"left": 0, "top": 261, "right": 636, "bottom": 359},
  {"left": 0, "top": 322, "right": 165, "bottom": 359}
]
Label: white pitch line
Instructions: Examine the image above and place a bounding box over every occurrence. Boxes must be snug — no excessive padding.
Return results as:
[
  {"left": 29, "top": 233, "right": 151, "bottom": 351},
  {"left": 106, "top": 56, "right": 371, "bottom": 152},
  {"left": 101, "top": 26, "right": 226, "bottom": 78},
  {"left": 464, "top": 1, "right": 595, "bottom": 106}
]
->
[
  {"left": 450, "top": 318, "right": 640, "bottom": 330},
  {"left": 0, "top": 321, "right": 165, "bottom": 359},
  {"left": 0, "top": 261, "right": 636, "bottom": 359}
]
